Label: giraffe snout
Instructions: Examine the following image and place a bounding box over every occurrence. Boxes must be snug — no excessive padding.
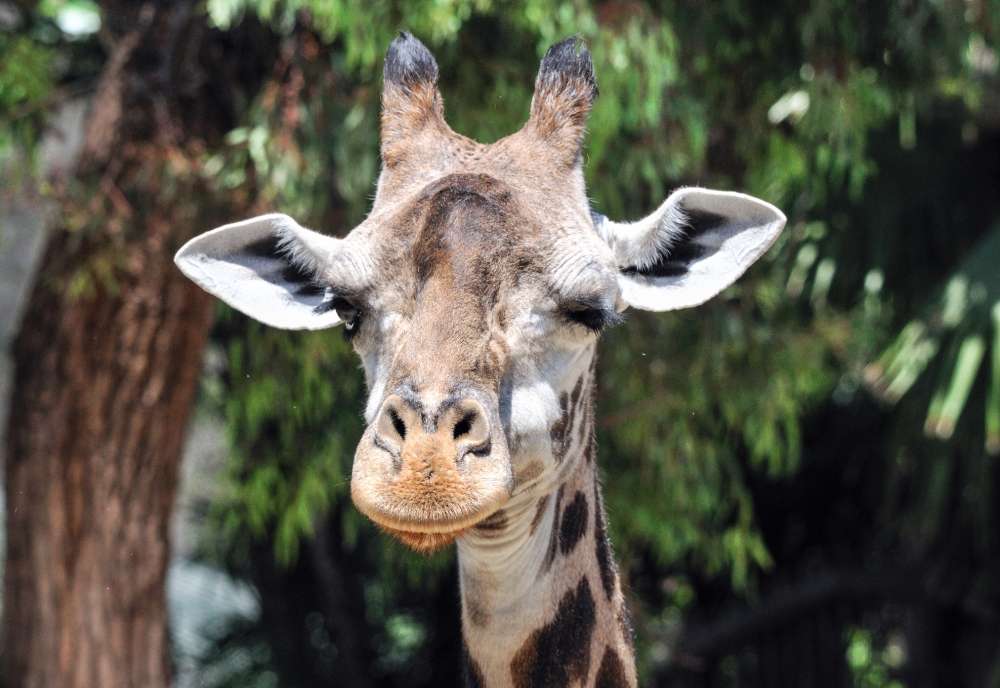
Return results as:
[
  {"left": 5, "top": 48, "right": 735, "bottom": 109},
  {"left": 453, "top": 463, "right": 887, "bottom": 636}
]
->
[
  {"left": 351, "top": 392, "right": 513, "bottom": 551},
  {"left": 373, "top": 395, "right": 492, "bottom": 466}
]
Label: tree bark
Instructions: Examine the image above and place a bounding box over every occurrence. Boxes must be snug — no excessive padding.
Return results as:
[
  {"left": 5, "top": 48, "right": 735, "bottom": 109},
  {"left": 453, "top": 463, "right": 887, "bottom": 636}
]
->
[
  {"left": 1, "top": 3, "right": 271, "bottom": 685},
  {"left": 2, "top": 221, "right": 214, "bottom": 688}
]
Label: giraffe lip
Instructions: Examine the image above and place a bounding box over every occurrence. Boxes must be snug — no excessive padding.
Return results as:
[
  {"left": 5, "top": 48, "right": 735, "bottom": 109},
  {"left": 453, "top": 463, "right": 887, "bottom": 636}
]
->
[
  {"left": 361, "top": 506, "right": 503, "bottom": 553},
  {"left": 376, "top": 524, "right": 471, "bottom": 553},
  {"left": 352, "top": 495, "right": 508, "bottom": 536}
]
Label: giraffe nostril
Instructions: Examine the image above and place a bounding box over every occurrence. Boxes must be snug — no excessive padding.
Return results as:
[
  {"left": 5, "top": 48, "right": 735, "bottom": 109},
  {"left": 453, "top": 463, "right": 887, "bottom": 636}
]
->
[
  {"left": 448, "top": 400, "right": 491, "bottom": 453},
  {"left": 452, "top": 413, "right": 474, "bottom": 440},
  {"left": 390, "top": 408, "right": 407, "bottom": 440},
  {"left": 374, "top": 395, "right": 417, "bottom": 456}
]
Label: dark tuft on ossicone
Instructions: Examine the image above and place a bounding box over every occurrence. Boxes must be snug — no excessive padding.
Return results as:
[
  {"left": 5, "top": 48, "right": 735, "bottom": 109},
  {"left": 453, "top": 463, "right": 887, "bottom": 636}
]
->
[
  {"left": 384, "top": 31, "right": 439, "bottom": 88},
  {"left": 536, "top": 36, "right": 597, "bottom": 101}
]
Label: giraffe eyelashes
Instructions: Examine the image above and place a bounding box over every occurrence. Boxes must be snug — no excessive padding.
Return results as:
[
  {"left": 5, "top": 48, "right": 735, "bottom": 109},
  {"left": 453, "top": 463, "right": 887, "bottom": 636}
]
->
[
  {"left": 562, "top": 305, "right": 624, "bottom": 335},
  {"left": 332, "top": 296, "right": 362, "bottom": 340}
]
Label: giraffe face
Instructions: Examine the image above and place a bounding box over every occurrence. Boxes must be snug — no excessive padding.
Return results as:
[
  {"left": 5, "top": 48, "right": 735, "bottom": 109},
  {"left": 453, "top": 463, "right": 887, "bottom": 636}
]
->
[
  {"left": 174, "top": 33, "right": 786, "bottom": 552},
  {"left": 341, "top": 169, "right": 621, "bottom": 548}
]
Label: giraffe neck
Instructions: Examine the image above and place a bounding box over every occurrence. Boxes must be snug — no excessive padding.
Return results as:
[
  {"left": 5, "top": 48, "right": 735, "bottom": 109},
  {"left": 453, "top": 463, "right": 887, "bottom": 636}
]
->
[{"left": 455, "top": 362, "right": 638, "bottom": 688}]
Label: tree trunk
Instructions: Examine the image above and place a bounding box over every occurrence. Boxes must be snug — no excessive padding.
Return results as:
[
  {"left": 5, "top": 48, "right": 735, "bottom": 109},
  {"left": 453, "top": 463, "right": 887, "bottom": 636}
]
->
[
  {"left": 2, "top": 221, "right": 214, "bottom": 687},
  {"left": 1, "top": 3, "right": 271, "bottom": 685}
]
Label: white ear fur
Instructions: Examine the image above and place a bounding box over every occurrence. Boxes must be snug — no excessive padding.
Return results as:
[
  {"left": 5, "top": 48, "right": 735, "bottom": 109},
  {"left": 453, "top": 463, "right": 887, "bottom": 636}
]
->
[
  {"left": 174, "top": 213, "right": 344, "bottom": 330},
  {"left": 596, "top": 188, "right": 786, "bottom": 312},
  {"left": 593, "top": 196, "right": 689, "bottom": 271}
]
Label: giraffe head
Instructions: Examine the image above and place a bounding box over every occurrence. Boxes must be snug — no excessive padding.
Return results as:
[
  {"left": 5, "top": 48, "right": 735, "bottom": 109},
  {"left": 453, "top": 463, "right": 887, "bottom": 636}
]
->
[{"left": 175, "top": 33, "right": 785, "bottom": 552}]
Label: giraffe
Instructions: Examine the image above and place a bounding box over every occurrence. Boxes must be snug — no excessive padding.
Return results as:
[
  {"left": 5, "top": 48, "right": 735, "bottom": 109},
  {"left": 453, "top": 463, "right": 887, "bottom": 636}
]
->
[{"left": 175, "top": 33, "right": 785, "bottom": 688}]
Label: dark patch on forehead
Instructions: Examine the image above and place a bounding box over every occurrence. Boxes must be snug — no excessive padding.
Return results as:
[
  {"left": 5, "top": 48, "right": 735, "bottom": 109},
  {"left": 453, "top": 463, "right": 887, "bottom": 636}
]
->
[
  {"left": 462, "top": 640, "right": 486, "bottom": 688},
  {"left": 410, "top": 174, "right": 537, "bottom": 293},
  {"left": 475, "top": 509, "right": 508, "bottom": 534},
  {"left": 595, "top": 647, "right": 630, "bottom": 688},
  {"left": 593, "top": 480, "right": 617, "bottom": 601},
  {"left": 510, "top": 577, "right": 596, "bottom": 688},
  {"left": 559, "top": 490, "right": 589, "bottom": 556}
]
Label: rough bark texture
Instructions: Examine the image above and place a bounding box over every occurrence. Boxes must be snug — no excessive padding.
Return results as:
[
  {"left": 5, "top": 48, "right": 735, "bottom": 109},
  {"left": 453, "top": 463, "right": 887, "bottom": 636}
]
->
[
  {"left": 2, "top": 224, "right": 214, "bottom": 688},
  {"left": 1, "top": 3, "right": 274, "bottom": 686}
]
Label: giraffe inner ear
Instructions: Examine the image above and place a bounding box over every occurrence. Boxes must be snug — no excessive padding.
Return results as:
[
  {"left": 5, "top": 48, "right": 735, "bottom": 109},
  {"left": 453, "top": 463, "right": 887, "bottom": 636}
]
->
[
  {"left": 594, "top": 188, "right": 787, "bottom": 312},
  {"left": 380, "top": 32, "right": 447, "bottom": 167},
  {"left": 174, "top": 214, "right": 345, "bottom": 330},
  {"left": 525, "top": 36, "right": 597, "bottom": 167}
]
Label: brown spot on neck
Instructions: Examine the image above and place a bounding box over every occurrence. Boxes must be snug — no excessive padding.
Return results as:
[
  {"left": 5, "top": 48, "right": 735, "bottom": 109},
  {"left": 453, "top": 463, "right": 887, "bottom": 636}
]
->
[
  {"left": 462, "top": 640, "right": 486, "bottom": 688},
  {"left": 515, "top": 459, "right": 544, "bottom": 486},
  {"left": 529, "top": 494, "right": 550, "bottom": 536},
  {"left": 510, "top": 577, "right": 596, "bottom": 688},
  {"left": 540, "top": 484, "right": 565, "bottom": 576},
  {"left": 593, "top": 480, "right": 617, "bottom": 601},
  {"left": 595, "top": 646, "right": 629, "bottom": 688},
  {"left": 475, "top": 509, "right": 508, "bottom": 534},
  {"left": 559, "top": 490, "right": 589, "bottom": 555},
  {"left": 462, "top": 568, "right": 497, "bottom": 628}
]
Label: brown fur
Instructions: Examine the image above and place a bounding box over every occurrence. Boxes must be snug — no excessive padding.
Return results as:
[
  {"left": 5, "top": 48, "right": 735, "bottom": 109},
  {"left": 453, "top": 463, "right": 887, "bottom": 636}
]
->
[
  {"left": 510, "top": 578, "right": 596, "bottom": 688},
  {"left": 559, "top": 490, "right": 589, "bottom": 555},
  {"left": 594, "top": 647, "right": 630, "bottom": 688}
]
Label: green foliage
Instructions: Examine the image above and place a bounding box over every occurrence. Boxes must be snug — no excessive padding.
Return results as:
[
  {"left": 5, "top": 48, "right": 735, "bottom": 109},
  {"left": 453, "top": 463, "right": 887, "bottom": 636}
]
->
[
  {"left": 0, "top": 13, "right": 55, "bottom": 190},
  {"left": 597, "top": 300, "right": 839, "bottom": 588},
  {"left": 846, "top": 627, "right": 907, "bottom": 688},
  {"left": 213, "top": 309, "right": 367, "bottom": 564},
  {"left": 0, "top": 35, "right": 52, "bottom": 121}
]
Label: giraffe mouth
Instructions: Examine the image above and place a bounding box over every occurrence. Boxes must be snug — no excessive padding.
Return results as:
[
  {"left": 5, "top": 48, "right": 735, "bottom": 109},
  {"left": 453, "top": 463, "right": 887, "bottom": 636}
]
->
[
  {"left": 353, "top": 497, "right": 509, "bottom": 553},
  {"left": 375, "top": 524, "right": 472, "bottom": 553}
]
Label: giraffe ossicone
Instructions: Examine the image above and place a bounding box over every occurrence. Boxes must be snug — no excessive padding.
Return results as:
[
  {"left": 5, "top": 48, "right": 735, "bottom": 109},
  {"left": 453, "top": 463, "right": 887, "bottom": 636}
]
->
[{"left": 176, "top": 31, "right": 785, "bottom": 688}]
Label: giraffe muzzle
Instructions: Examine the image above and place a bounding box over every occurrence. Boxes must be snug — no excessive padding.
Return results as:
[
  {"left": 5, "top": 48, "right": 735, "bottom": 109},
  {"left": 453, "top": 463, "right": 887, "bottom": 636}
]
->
[{"left": 350, "top": 392, "right": 513, "bottom": 551}]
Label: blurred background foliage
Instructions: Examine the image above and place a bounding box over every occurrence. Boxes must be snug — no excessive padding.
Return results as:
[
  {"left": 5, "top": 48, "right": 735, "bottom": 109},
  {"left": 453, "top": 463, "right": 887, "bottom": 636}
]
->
[{"left": 2, "top": 0, "right": 1000, "bottom": 685}]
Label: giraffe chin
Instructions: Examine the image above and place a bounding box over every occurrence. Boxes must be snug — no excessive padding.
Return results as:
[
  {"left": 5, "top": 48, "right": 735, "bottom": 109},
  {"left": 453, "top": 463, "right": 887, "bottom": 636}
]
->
[{"left": 377, "top": 524, "right": 470, "bottom": 553}]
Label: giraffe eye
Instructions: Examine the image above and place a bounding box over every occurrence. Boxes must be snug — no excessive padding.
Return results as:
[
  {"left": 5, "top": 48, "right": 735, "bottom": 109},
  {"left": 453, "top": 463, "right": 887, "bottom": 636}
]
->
[
  {"left": 333, "top": 297, "right": 362, "bottom": 339},
  {"left": 562, "top": 303, "right": 624, "bottom": 334}
]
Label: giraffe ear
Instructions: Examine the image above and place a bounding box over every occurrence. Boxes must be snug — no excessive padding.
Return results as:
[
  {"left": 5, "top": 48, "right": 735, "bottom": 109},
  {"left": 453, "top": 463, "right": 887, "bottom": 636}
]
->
[
  {"left": 524, "top": 36, "right": 597, "bottom": 167},
  {"left": 174, "top": 214, "right": 344, "bottom": 330},
  {"left": 594, "top": 188, "right": 786, "bottom": 311},
  {"left": 380, "top": 32, "right": 447, "bottom": 167}
]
